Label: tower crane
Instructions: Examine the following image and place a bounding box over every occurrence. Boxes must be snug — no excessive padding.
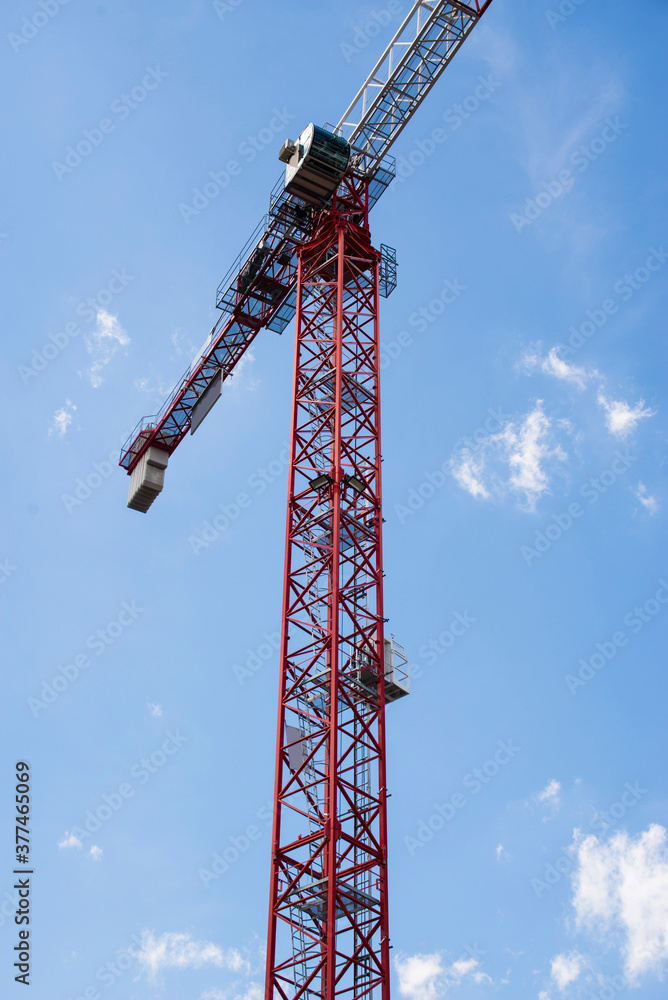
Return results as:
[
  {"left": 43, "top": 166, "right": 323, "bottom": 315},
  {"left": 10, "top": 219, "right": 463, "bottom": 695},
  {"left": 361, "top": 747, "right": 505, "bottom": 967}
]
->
[{"left": 120, "top": 4, "right": 495, "bottom": 1000}]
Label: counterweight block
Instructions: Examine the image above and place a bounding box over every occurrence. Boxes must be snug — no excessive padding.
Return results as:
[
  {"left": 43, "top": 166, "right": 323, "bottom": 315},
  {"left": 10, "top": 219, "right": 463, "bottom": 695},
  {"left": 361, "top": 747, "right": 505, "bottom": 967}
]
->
[{"left": 127, "top": 446, "right": 169, "bottom": 513}]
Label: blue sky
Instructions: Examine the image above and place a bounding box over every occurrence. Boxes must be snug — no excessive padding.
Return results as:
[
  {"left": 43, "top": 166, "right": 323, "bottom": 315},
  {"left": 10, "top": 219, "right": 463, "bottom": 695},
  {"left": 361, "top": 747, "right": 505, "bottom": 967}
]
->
[{"left": 2, "top": 0, "right": 668, "bottom": 998}]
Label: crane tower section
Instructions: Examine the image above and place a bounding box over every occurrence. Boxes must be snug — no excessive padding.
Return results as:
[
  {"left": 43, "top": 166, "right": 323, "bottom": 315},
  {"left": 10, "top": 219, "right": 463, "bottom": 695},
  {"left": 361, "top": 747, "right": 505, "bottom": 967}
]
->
[{"left": 266, "top": 174, "right": 406, "bottom": 1000}]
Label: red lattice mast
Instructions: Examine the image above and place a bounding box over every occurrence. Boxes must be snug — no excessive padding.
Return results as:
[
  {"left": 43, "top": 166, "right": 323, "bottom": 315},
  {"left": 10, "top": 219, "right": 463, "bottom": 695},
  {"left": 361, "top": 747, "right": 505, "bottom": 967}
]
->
[{"left": 266, "top": 179, "right": 394, "bottom": 1000}]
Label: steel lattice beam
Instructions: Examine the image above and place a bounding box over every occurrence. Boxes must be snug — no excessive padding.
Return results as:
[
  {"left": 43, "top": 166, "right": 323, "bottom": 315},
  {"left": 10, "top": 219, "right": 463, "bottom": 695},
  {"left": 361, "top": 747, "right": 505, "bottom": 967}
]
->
[
  {"left": 337, "top": 0, "right": 492, "bottom": 170},
  {"left": 265, "top": 180, "right": 390, "bottom": 1000}
]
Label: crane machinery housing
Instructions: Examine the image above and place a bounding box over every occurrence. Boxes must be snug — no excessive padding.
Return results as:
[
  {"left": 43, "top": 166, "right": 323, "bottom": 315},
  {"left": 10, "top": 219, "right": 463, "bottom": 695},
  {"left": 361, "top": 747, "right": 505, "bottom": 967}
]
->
[{"left": 120, "top": 4, "right": 495, "bottom": 1000}]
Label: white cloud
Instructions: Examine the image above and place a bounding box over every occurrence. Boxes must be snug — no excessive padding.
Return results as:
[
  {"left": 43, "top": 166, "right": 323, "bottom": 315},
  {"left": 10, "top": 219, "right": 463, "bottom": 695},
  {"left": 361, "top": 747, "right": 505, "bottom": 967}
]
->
[
  {"left": 395, "top": 953, "right": 443, "bottom": 1000},
  {"left": 451, "top": 451, "right": 490, "bottom": 499},
  {"left": 521, "top": 346, "right": 597, "bottom": 390},
  {"left": 537, "top": 779, "right": 561, "bottom": 806},
  {"left": 445, "top": 957, "right": 491, "bottom": 986},
  {"left": 201, "top": 992, "right": 226, "bottom": 1000},
  {"left": 597, "top": 392, "right": 655, "bottom": 438},
  {"left": 49, "top": 399, "right": 76, "bottom": 437},
  {"left": 229, "top": 348, "right": 257, "bottom": 389},
  {"left": 571, "top": 824, "right": 668, "bottom": 982},
  {"left": 502, "top": 405, "right": 565, "bottom": 507},
  {"left": 451, "top": 402, "right": 567, "bottom": 511},
  {"left": 148, "top": 702, "right": 163, "bottom": 717},
  {"left": 550, "top": 952, "right": 584, "bottom": 990},
  {"left": 496, "top": 844, "right": 510, "bottom": 863},
  {"left": 131, "top": 931, "right": 248, "bottom": 981},
  {"left": 635, "top": 483, "right": 659, "bottom": 515},
  {"left": 85, "top": 310, "right": 130, "bottom": 387},
  {"left": 394, "top": 952, "right": 490, "bottom": 999},
  {"left": 537, "top": 779, "right": 561, "bottom": 803},
  {"left": 89, "top": 845, "right": 103, "bottom": 861},
  {"left": 58, "top": 831, "right": 82, "bottom": 850},
  {"left": 538, "top": 993, "right": 551, "bottom": 1000}
]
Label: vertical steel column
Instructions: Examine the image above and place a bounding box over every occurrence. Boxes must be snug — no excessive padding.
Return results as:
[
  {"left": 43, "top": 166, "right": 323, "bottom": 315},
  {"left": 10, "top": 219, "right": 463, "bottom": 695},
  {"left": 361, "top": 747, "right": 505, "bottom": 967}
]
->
[{"left": 266, "top": 178, "right": 390, "bottom": 1000}]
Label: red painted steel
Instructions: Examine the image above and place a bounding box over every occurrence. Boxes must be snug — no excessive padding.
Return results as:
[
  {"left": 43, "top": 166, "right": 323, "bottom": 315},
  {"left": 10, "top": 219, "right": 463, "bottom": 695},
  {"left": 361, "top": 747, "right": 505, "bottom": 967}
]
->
[{"left": 266, "top": 178, "right": 390, "bottom": 1000}]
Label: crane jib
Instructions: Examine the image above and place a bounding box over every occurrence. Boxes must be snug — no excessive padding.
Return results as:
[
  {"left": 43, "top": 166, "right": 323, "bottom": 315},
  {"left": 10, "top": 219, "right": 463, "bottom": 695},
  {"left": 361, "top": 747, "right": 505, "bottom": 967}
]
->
[{"left": 119, "top": 0, "right": 494, "bottom": 498}]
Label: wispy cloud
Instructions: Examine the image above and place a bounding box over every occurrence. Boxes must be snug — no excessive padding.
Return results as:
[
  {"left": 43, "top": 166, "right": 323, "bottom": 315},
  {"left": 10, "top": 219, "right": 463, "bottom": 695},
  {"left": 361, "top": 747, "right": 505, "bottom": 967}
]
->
[
  {"left": 451, "top": 451, "right": 490, "bottom": 499},
  {"left": 503, "top": 405, "right": 566, "bottom": 506},
  {"left": 171, "top": 328, "right": 197, "bottom": 359},
  {"left": 228, "top": 349, "right": 257, "bottom": 390},
  {"left": 520, "top": 346, "right": 599, "bottom": 390},
  {"left": 148, "top": 702, "right": 163, "bottom": 717},
  {"left": 597, "top": 392, "right": 655, "bottom": 438},
  {"left": 84, "top": 310, "right": 130, "bottom": 388},
  {"left": 131, "top": 931, "right": 248, "bottom": 981},
  {"left": 49, "top": 399, "right": 76, "bottom": 437},
  {"left": 89, "top": 845, "right": 103, "bottom": 861},
  {"left": 634, "top": 483, "right": 659, "bottom": 515},
  {"left": 452, "top": 402, "right": 568, "bottom": 511},
  {"left": 537, "top": 778, "right": 562, "bottom": 811},
  {"left": 58, "top": 831, "right": 82, "bottom": 850},
  {"left": 445, "top": 956, "right": 491, "bottom": 986},
  {"left": 571, "top": 824, "right": 668, "bottom": 983},
  {"left": 516, "top": 66, "right": 625, "bottom": 186},
  {"left": 496, "top": 843, "right": 510, "bottom": 863},
  {"left": 520, "top": 344, "right": 656, "bottom": 447}
]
